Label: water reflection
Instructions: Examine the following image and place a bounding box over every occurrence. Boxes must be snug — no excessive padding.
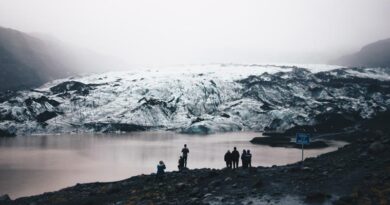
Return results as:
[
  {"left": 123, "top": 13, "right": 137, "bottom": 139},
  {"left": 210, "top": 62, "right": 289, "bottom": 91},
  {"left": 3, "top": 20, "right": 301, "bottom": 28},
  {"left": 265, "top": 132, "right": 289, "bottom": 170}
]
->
[{"left": 0, "top": 131, "right": 346, "bottom": 198}]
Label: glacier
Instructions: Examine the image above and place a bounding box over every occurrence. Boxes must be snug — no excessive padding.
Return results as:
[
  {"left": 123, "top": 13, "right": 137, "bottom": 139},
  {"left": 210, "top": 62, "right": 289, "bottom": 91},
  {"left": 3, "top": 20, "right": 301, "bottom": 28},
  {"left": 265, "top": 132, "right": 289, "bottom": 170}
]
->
[{"left": 0, "top": 64, "right": 389, "bottom": 136}]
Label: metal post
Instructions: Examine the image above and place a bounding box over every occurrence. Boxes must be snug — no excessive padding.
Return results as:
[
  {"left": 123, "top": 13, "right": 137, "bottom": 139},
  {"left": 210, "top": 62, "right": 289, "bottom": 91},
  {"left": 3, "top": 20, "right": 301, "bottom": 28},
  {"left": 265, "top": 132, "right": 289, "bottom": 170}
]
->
[{"left": 301, "top": 143, "right": 304, "bottom": 167}]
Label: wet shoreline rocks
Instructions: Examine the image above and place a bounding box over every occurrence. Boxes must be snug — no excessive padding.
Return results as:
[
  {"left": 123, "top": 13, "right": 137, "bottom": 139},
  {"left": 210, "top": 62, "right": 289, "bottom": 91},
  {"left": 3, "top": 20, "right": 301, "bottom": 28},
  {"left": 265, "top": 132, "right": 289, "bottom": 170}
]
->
[{"left": 250, "top": 136, "right": 329, "bottom": 149}]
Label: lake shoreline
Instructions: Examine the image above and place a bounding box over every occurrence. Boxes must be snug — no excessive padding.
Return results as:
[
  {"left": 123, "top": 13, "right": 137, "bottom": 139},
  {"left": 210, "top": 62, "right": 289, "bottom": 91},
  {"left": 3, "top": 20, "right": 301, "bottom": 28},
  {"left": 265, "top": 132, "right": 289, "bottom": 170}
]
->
[
  {"left": 2, "top": 128, "right": 389, "bottom": 205},
  {"left": 1, "top": 131, "right": 343, "bottom": 199}
]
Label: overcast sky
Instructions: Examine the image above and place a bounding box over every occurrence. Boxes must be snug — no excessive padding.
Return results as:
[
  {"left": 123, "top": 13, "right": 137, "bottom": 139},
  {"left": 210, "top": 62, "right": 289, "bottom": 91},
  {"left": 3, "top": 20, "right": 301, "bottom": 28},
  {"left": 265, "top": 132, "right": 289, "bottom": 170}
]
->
[{"left": 0, "top": 0, "right": 389, "bottom": 66}]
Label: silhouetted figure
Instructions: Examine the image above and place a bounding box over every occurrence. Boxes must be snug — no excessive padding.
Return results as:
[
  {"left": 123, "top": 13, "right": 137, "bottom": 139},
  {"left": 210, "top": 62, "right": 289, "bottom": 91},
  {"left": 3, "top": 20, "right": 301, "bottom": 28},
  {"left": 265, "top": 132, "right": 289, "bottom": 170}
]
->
[
  {"left": 181, "top": 144, "right": 189, "bottom": 167},
  {"left": 178, "top": 156, "right": 185, "bottom": 171},
  {"left": 241, "top": 150, "right": 248, "bottom": 168},
  {"left": 247, "top": 150, "right": 252, "bottom": 168},
  {"left": 156, "top": 161, "right": 166, "bottom": 180},
  {"left": 224, "top": 150, "right": 232, "bottom": 168},
  {"left": 231, "top": 147, "right": 240, "bottom": 169}
]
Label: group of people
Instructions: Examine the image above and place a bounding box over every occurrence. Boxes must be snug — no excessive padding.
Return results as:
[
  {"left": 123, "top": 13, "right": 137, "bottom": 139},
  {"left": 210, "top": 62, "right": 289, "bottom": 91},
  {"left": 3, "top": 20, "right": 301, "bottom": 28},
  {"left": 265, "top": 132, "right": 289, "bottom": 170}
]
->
[
  {"left": 224, "top": 147, "right": 252, "bottom": 168},
  {"left": 156, "top": 144, "right": 190, "bottom": 179},
  {"left": 156, "top": 144, "right": 253, "bottom": 179}
]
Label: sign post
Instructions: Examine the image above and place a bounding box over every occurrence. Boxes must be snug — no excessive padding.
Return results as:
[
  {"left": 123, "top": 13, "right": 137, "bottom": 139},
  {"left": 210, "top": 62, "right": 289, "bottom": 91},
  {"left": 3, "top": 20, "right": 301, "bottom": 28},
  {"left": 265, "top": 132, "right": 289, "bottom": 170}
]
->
[{"left": 296, "top": 133, "right": 310, "bottom": 167}]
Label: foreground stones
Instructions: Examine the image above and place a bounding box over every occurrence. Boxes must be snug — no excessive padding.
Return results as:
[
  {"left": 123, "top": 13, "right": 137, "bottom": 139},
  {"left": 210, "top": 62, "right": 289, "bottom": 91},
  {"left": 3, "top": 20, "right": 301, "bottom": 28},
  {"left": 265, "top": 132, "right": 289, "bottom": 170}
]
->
[{"left": 0, "top": 195, "right": 10, "bottom": 202}]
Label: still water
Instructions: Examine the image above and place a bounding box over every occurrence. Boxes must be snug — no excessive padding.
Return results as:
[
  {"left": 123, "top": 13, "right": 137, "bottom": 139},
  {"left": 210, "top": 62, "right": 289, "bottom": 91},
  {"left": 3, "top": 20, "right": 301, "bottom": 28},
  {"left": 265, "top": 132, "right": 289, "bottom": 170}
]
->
[{"left": 0, "top": 131, "right": 346, "bottom": 198}]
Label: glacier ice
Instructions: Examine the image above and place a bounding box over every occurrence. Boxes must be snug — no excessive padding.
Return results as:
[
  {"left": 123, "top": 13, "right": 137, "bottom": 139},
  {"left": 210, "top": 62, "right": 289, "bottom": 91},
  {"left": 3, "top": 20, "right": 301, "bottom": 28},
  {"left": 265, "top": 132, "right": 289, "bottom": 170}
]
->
[{"left": 0, "top": 64, "right": 389, "bottom": 136}]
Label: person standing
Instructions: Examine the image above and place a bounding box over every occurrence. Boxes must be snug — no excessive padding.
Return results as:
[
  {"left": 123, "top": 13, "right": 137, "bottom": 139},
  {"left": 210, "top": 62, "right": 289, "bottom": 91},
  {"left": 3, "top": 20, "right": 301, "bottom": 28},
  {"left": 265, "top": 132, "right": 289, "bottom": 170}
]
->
[
  {"left": 241, "top": 150, "right": 248, "bottom": 168},
  {"left": 231, "top": 147, "right": 240, "bottom": 169},
  {"left": 181, "top": 144, "right": 189, "bottom": 168},
  {"left": 156, "top": 161, "right": 166, "bottom": 180},
  {"left": 247, "top": 150, "right": 252, "bottom": 168},
  {"left": 178, "top": 156, "right": 185, "bottom": 171},
  {"left": 224, "top": 150, "right": 232, "bottom": 168}
]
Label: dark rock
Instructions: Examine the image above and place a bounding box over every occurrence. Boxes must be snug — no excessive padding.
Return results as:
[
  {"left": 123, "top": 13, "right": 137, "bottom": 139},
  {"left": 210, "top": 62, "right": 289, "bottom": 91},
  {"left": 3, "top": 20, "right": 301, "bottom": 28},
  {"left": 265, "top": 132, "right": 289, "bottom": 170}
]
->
[
  {"left": 189, "top": 187, "right": 200, "bottom": 197},
  {"left": 333, "top": 196, "right": 355, "bottom": 205},
  {"left": 36, "top": 111, "right": 58, "bottom": 122},
  {"left": 253, "top": 179, "right": 263, "bottom": 188},
  {"left": 34, "top": 96, "right": 60, "bottom": 107},
  {"left": 368, "top": 141, "right": 385, "bottom": 153},
  {"left": 224, "top": 177, "right": 232, "bottom": 182},
  {"left": 135, "top": 97, "right": 177, "bottom": 114},
  {"left": 237, "top": 170, "right": 248, "bottom": 178},
  {"left": 359, "top": 152, "right": 368, "bottom": 158},
  {"left": 304, "top": 192, "right": 330, "bottom": 203},
  {"left": 186, "top": 197, "right": 200, "bottom": 204},
  {"left": 203, "top": 193, "right": 212, "bottom": 198},
  {"left": 209, "top": 180, "right": 221, "bottom": 187},
  {"left": 106, "top": 183, "right": 121, "bottom": 194},
  {"left": 250, "top": 136, "right": 329, "bottom": 149},
  {"left": 0, "top": 194, "right": 10, "bottom": 202},
  {"left": 84, "top": 123, "right": 156, "bottom": 133},
  {"left": 191, "top": 117, "right": 204, "bottom": 124},
  {"left": 207, "top": 171, "right": 218, "bottom": 178},
  {"left": 0, "top": 129, "right": 15, "bottom": 137},
  {"left": 220, "top": 113, "right": 230, "bottom": 118},
  {"left": 25, "top": 96, "right": 60, "bottom": 107},
  {"left": 50, "top": 81, "right": 91, "bottom": 95},
  {"left": 175, "top": 182, "right": 186, "bottom": 191}
]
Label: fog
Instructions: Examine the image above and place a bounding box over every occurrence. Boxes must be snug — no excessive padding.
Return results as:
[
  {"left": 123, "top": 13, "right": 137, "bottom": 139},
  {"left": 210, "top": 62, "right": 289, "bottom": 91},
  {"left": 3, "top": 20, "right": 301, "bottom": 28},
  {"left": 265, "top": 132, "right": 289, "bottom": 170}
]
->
[{"left": 1, "top": 0, "right": 389, "bottom": 67}]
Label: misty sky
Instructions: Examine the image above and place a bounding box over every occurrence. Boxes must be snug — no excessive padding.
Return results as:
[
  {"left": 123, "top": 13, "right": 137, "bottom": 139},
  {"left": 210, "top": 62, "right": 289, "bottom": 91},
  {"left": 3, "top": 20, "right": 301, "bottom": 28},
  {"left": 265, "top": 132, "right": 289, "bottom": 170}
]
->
[{"left": 1, "top": 0, "right": 390, "bottom": 66}]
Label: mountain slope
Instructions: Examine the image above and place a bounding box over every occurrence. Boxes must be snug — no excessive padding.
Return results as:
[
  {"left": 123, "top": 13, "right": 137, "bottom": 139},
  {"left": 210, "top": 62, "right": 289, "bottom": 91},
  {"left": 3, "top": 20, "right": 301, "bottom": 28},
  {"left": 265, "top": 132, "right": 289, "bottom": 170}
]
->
[
  {"left": 0, "top": 64, "right": 389, "bottom": 136},
  {"left": 331, "top": 38, "right": 390, "bottom": 68},
  {"left": 0, "top": 45, "right": 43, "bottom": 91},
  {"left": 0, "top": 26, "right": 125, "bottom": 92}
]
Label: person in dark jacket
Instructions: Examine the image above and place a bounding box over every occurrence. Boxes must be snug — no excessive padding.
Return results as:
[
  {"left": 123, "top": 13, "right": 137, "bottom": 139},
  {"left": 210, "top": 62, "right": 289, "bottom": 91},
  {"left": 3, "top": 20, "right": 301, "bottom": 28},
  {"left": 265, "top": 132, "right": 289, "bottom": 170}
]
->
[
  {"left": 247, "top": 150, "right": 252, "bottom": 168},
  {"left": 224, "top": 150, "right": 232, "bottom": 168},
  {"left": 156, "top": 161, "right": 166, "bottom": 180},
  {"left": 231, "top": 147, "right": 240, "bottom": 169},
  {"left": 178, "top": 156, "right": 185, "bottom": 171},
  {"left": 181, "top": 144, "right": 189, "bottom": 168},
  {"left": 241, "top": 150, "right": 248, "bottom": 168}
]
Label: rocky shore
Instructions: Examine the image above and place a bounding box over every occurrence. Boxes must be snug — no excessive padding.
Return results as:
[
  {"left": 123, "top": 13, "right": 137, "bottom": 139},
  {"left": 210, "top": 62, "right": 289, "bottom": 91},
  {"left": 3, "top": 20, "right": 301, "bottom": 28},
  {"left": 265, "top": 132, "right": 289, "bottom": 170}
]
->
[{"left": 1, "top": 123, "right": 389, "bottom": 205}]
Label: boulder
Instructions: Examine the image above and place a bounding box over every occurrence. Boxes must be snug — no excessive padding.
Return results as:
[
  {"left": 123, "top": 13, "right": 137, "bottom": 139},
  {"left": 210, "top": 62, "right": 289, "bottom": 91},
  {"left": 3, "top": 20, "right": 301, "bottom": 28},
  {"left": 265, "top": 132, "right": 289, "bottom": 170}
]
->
[
  {"left": 253, "top": 179, "right": 263, "bottom": 188},
  {"left": 304, "top": 192, "right": 330, "bottom": 203},
  {"left": 175, "top": 183, "right": 186, "bottom": 191},
  {"left": 368, "top": 141, "right": 385, "bottom": 153},
  {"left": 0, "top": 194, "right": 10, "bottom": 202},
  {"left": 209, "top": 180, "right": 221, "bottom": 187},
  {"left": 224, "top": 177, "right": 232, "bottom": 182},
  {"left": 237, "top": 170, "right": 248, "bottom": 178},
  {"left": 189, "top": 187, "right": 200, "bottom": 197},
  {"left": 333, "top": 196, "right": 355, "bottom": 205},
  {"left": 106, "top": 183, "right": 121, "bottom": 194},
  {"left": 186, "top": 198, "right": 200, "bottom": 204},
  {"left": 203, "top": 193, "right": 213, "bottom": 198}
]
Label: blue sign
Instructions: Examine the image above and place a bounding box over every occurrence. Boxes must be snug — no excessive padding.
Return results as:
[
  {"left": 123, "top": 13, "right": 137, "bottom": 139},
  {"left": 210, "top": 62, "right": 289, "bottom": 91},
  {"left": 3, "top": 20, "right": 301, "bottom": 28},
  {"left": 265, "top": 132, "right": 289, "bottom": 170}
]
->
[{"left": 296, "top": 133, "right": 310, "bottom": 145}]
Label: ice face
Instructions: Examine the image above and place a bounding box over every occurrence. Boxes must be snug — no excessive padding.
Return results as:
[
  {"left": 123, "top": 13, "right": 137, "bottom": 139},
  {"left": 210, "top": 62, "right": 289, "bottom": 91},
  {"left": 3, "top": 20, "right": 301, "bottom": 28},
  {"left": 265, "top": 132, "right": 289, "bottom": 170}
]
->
[{"left": 0, "top": 64, "right": 389, "bottom": 136}]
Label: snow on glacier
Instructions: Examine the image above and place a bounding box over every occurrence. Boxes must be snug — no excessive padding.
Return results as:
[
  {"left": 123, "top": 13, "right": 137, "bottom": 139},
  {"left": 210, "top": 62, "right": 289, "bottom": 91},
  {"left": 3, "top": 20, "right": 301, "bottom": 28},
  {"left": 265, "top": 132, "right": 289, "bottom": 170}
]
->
[{"left": 0, "top": 64, "right": 389, "bottom": 136}]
